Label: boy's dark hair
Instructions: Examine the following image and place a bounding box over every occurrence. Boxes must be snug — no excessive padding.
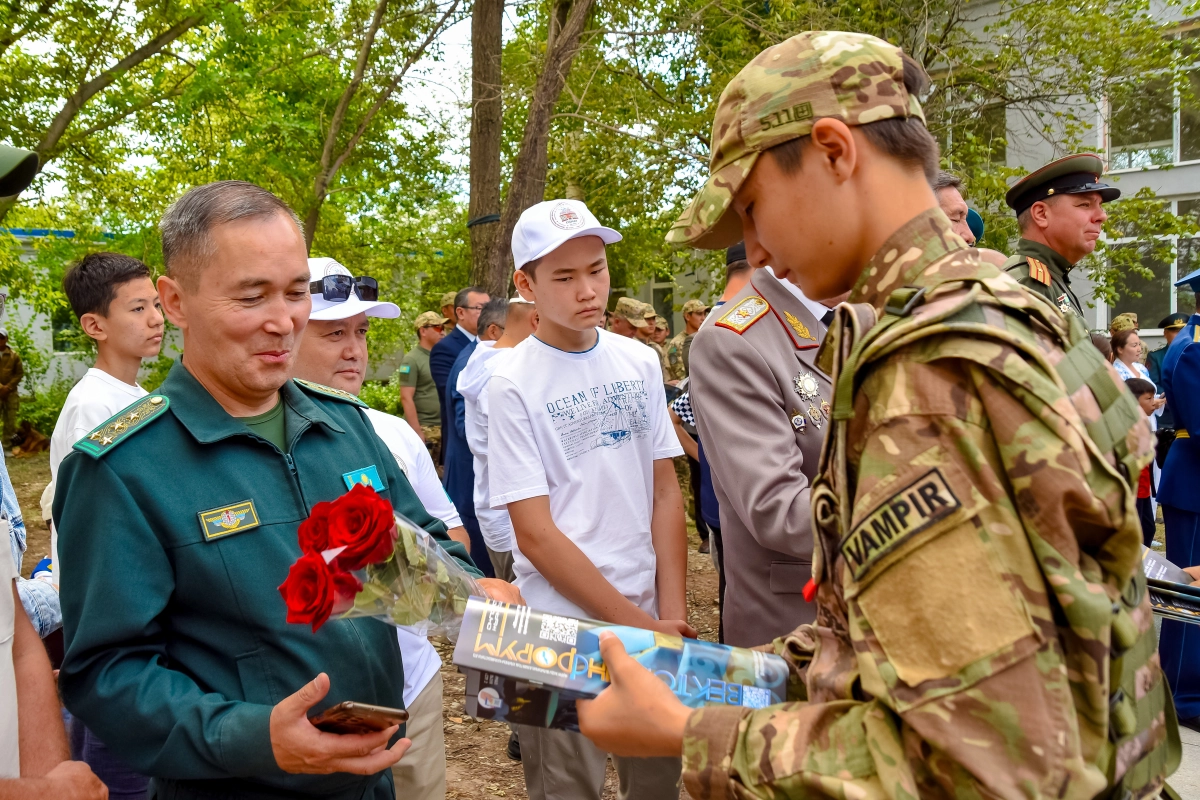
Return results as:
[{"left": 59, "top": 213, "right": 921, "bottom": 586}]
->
[
  {"left": 1125, "top": 377, "right": 1155, "bottom": 398},
  {"left": 62, "top": 252, "right": 152, "bottom": 319},
  {"left": 767, "top": 54, "right": 939, "bottom": 185},
  {"left": 521, "top": 257, "right": 544, "bottom": 279},
  {"left": 477, "top": 297, "right": 509, "bottom": 334},
  {"left": 725, "top": 259, "right": 752, "bottom": 284}
]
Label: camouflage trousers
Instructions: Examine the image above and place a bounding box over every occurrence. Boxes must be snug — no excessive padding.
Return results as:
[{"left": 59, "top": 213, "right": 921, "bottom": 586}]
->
[{"left": 421, "top": 425, "right": 441, "bottom": 463}]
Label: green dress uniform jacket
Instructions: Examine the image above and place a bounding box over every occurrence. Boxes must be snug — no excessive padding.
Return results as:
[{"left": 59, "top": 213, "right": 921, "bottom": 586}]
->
[
  {"left": 54, "top": 362, "right": 480, "bottom": 800},
  {"left": 1003, "top": 237, "right": 1084, "bottom": 318}
]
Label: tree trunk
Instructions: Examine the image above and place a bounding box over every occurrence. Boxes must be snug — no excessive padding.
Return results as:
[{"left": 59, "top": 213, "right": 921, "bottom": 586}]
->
[
  {"left": 468, "top": 0, "right": 504, "bottom": 295},
  {"left": 482, "top": 0, "right": 595, "bottom": 290}
]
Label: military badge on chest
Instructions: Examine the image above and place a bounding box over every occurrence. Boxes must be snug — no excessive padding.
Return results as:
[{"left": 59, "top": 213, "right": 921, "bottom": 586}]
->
[
  {"left": 790, "top": 409, "right": 807, "bottom": 433},
  {"left": 793, "top": 371, "right": 820, "bottom": 401},
  {"left": 1055, "top": 293, "right": 1076, "bottom": 317}
]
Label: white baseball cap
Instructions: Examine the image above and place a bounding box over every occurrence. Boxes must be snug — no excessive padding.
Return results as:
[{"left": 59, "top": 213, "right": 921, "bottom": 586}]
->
[
  {"left": 308, "top": 257, "right": 400, "bottom": 321},
  {"left": 510, "top": 200, "right": 622, "bottom": 271}
]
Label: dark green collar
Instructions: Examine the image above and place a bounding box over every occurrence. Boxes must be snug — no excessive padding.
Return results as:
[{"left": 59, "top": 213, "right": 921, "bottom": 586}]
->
[
  {"left": 1015, "top": 238, "right": 1074, "bottom": 277},
  {"left": 161, "top": 361, "right": 345, "bottom": 446}
]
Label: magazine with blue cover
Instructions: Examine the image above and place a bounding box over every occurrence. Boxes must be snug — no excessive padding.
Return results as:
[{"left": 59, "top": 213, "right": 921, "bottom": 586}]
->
[{"left": 453, "top": 596, "right": 789, "bottom": 731}]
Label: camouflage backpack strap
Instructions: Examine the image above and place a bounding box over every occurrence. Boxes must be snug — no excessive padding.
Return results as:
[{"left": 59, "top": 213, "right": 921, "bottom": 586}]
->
[{"left": 1052, "top": 313, "right": 1146, "bottom": 485}]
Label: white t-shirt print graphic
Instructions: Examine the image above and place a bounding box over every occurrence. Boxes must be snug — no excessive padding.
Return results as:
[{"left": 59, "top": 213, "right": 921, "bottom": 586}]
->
[{"left": 548, "top": 377, "right": 652, "bottom": 458}]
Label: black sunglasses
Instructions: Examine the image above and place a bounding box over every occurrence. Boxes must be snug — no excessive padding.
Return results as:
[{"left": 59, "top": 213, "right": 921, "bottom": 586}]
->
[{"left": 310, "top": 275, "right": 379, "bottom": 302}]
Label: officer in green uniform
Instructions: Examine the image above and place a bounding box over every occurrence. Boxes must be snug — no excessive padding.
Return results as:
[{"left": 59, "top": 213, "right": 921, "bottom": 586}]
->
[
  {"left": 1002, "top": 153, "right": 1120, "bottom": 318},
  {"left": 54, "top": 181, "right": 515, "bottom": 800}
]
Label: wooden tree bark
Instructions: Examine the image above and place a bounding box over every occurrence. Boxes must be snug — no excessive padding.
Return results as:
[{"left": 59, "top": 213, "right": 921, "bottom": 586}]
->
[
  {"left": 467, "top": 0, "right": 503, "bottom": 295},
  {"left": 481, "top": 0, "right": 595, "bottom": 291}
]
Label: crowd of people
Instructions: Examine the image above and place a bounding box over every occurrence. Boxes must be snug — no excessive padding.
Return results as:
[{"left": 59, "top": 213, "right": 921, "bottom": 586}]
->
[{"left": 0, "top": 26, "right": 1197, "bottom": 800}]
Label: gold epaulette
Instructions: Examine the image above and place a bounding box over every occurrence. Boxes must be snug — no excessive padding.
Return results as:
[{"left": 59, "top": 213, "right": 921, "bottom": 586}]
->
[
  {"left": 293, "top": 378, "right": 367, "bottom": 408},
  {"left": 715, "top": 296, "right": 769, "bottom": 334},
  {"left": 1026, "top": 257, "right": 1052, "bottom": 286}
]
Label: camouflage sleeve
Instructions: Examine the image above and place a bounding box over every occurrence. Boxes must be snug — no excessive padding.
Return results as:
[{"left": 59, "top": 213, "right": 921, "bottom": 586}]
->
[{"left": 682, "top": 352, "right": 1126, "bottom": 799}]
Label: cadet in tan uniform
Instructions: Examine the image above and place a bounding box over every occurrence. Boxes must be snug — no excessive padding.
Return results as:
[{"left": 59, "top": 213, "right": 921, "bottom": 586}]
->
[
  {"left": 688, "top": 268, "right": 836, "bottom": 647},
  {"left": 578, "top": 31, "right": 1176, "bottom": 800},
  {"left": 1003, "top": 153, "right": 1119, "bottom": 318}
]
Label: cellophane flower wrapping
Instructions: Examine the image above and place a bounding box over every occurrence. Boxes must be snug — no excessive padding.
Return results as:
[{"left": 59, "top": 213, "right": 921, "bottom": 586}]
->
[{"left": 328, "top": 513, "right": 482, "bottom": 641}]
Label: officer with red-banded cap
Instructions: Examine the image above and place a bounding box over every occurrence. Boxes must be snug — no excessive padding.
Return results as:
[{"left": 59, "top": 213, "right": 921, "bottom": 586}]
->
[{"left": 1002, "top": 153, "right": 1120, "bottom": 318}]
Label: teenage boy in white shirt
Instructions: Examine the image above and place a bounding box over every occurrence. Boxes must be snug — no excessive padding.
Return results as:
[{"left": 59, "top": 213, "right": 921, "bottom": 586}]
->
[
  {"left": 487, "top": 199, "right": 694, "bottom": 800},
  {"left": 457, "top": 296, "right": 538, "bottom": 581},
  {"left": 293, "top": 257, "right": 521, "bottom": 799},
  {"left": 49, "top": 251, "right": 165, "bottom": 799}
]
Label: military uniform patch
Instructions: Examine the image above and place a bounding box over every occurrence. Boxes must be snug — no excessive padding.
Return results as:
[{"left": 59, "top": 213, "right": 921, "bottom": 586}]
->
[
  {"left": 790, "top": 409, "right": 807, "bottom": 432},
  {"left": 294, "top": 378, "right": 367, "bottom": 407},
  {"left": 1026, "top": 257, "right": 1051, "bottom": 286},
  {"left": 73, "top": 395, "right": 170, "bottom": 458},
  {"left": 343, "top": 464, "right": 384, "bottom": 491},
  {"left": 715, "top": 296, "right": 769, "bottom": 334},
  {"left": 198, "top": 500, "right": 261, "bottom": 541},
  {"left": 840, "top": 468, "right": 961, "bottom": 581},
  {"left": 1055, "top": 293, "right": 1076, "bottom": 317},
  {"left": 807, "top": 404, "right": 823, "bottom": 430}
]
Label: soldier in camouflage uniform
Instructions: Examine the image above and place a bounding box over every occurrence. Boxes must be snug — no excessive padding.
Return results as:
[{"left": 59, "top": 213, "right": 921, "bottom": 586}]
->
[
  {"left": 1002, "top": 154, "right": 1119, "bottom": 319},
  {"left": 666, "top": 299, "right": 708, "bottom": 381},
  {"left": 577, "top": 31, "right": 1180, "bottom": 800}
]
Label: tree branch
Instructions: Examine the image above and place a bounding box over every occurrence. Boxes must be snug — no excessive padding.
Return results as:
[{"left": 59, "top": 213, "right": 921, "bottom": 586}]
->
[{"left": 552, "top": 112, "right": 707, "bottom": 163}]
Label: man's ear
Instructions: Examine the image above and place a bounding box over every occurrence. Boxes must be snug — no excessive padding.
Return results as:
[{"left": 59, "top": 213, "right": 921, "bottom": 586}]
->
[
  {"left": 79, "top": 312, "right": 107, "bottom": 342},
  {"left": 809, "top": 118, "right": 858, "bottom": 183},
  {"left": 1029, "top": 199, "right": 1053, "bottom": 231},
  {"left": 513, "top": 269, "right": 535, "bottom": 301},
  {"left": 157, "top": 275, "right": 187, "bottom": 331}
]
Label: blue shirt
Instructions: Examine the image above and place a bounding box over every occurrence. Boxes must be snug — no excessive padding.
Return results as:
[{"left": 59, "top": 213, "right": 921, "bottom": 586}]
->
[{"left": 1159, "top": 313, "right": 1200, "bottom": 513}]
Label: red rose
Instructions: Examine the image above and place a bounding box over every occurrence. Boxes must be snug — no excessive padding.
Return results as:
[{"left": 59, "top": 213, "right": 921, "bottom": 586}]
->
[
  {"left": 278, "top": 552, "right": 337, "bottom": 632},
  {"left": 326, "top": 484, "right": 397, "bottom": 570},
  {"left": 297, "top": 501, "right": 333, "bottom": 554},
  {"left": 331, "top": 570, "right": 363, "bottom": 616}
]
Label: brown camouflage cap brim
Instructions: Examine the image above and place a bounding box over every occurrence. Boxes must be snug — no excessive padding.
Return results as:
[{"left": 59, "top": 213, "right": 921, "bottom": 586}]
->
[{"left": 669, "top": 31, "right": 925, "bottom": 249}]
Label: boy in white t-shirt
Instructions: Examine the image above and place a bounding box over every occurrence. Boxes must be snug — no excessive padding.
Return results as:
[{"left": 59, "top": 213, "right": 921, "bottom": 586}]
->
[
  {"left": 488, "top": 200, "right": 693, "bottom": 800},
  {"left": 49, "top": 251, "right": 164, "bottom": 797}
]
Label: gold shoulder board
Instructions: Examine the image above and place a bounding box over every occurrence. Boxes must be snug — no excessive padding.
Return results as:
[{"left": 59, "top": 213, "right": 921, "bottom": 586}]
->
[
  {"left": 715, "top": 296, "right": 770, "bottom": 334},
  {"left": 1026, "top": 257, "right": 1051, "bottom": 286}
]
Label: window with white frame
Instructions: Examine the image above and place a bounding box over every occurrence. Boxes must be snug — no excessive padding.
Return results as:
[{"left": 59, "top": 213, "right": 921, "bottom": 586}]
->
[
  {"left": 1108, "top": 30, "right": 1200, "bottom": 169},
  {"left": 1108, "top": 198, "right": 1200, "bottom": 327}
]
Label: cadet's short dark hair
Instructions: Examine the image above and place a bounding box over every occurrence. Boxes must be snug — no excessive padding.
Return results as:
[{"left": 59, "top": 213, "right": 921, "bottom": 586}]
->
[
  {"left": 62, "top": 252, "right": 152, "bottom": 319},
  {"left": 1125, "top": 377, "right": 1155, "bottom": 398},
  {"left": 725, "top": 259, "right": 751, "bottom": 284},
  {"left": 767, "top": 53, "right": 939, "bottom": 185},
  {"left": 477, "top": 297, "right": 508, "bottom": 334},
  {"left": 161, "top": 181, "right": 303, "bottom": 290}
]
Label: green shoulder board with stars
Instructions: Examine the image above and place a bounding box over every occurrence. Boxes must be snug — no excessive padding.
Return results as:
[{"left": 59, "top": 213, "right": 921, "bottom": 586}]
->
[
  {"left": 73, "top": 395, "right": 170, "bottom": 458},
  {"left": 292, "top": 378, "right": 367, "bottom": 408}
]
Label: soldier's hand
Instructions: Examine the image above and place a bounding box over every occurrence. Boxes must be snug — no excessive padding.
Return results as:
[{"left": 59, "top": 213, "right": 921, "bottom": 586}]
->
[
  {"left": 577, "top": 632, "right": 690, "bottom": 757},
  {"left": 477, "top": 578, "right": 524, "bottom": 605},
  {"left": 35, "top": 760, "right": 108, "bottom": 800},
  {"left": 652, "top": 618, "right": 698, "bottom": 639},
  {"left": 1184, "top": 565, "right": 1200, "bottom": 586},
  {"left": 270, "top": 673, "right": 410, "bottom": 775}
]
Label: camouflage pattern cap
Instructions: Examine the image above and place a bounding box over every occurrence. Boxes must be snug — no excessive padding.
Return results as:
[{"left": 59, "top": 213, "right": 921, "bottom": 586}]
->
[
  {"left": 439, "top": 291, "right": 457, "bottom": 308},
  {"left": 1110, "top": 312, "right": 1138, "bottom": 333},
  {"left": 612, "top": 297, "right": 650, "bottom": 327},
  {"left": 667, "top": 31, "right": 925, "bottom": 250},
  {"left": 682, "top": 298, "right": 709, "bottom": 314},
  {"left": 414, "top": 310, "right": 449, "bottom": 329}
]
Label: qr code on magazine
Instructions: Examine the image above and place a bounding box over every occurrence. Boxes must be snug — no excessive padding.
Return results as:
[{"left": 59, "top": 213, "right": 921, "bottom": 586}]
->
[
  {"left": 741, "top": 686, "right": 772, "bottom": 709},
  {"left": 538, "top": 614, "right": 578, "bottom": 645}
]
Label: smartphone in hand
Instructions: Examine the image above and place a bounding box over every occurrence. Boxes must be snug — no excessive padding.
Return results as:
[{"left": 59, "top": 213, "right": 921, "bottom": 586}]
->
[{"left": 308, "top": 701, "right": 409, "bottom": 735}]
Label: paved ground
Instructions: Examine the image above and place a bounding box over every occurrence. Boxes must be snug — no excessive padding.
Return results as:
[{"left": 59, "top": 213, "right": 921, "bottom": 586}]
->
[{"left": 1175, "top": 725, "right": 1200, "bottom": 798}]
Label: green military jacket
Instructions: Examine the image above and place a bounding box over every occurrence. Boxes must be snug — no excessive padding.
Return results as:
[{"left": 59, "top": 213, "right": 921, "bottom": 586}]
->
[
  {"left": 666, "top": 332, "right": 691, "bottom": 381},
  {"left": 0, "top": 349, "right": 22, "bottom": 392},
  {"left": 1004, "top": 237, "right": 1084, "bottom": 318},
  {"left": 55, "top": 362, "right": 480, "bottom": 800}
]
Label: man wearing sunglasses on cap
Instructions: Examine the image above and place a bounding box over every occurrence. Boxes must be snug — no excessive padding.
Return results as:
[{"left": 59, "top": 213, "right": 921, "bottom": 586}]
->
[{"left": 294, "top": 258, "right": 521, "bottom": 799}]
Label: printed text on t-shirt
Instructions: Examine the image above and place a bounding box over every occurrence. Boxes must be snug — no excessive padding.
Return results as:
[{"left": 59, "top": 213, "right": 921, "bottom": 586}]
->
[{"left": 546, "top": 379, "right": 650, "bottom": 459}]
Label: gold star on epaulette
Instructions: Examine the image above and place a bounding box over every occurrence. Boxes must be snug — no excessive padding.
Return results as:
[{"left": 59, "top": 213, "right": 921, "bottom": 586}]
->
[{"left": 74, "top": 395, "right": 170, "bottom": 459}]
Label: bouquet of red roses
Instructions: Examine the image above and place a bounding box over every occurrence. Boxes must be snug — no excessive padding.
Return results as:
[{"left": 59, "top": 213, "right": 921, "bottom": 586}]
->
[{"left": 278, "top": 484, "right": 482, "bottom": 639}]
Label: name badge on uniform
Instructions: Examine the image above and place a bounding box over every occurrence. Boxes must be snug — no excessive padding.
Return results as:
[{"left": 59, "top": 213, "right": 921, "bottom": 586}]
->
[
  {"left": 198, "top": 500, "right": 261, "bottom": 541},
  {"left": 343, "top": 464, "right": 383, "bottom": 491}
]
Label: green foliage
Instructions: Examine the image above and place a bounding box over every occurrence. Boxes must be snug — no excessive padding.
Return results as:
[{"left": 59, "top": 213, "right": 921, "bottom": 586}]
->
[
  {"left": 18, "top": 379, "right": 73, "bottom": 439},
  {"left": 359, "top": 379, "right": 401, "bottom": 415}
]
